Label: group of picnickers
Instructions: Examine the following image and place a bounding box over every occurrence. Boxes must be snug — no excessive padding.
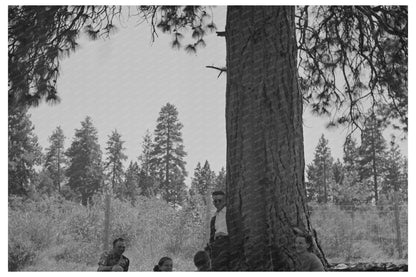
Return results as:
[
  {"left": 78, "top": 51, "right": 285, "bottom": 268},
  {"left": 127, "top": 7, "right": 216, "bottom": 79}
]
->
[{"left": 97, "top": 190, "right": 324, "bottom": 271}]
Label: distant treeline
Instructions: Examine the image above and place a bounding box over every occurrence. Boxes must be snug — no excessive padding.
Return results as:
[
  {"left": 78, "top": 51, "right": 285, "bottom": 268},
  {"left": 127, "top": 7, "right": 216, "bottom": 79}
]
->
[{"left": 9, "top": 103, "right": 225, "bottom": 208}]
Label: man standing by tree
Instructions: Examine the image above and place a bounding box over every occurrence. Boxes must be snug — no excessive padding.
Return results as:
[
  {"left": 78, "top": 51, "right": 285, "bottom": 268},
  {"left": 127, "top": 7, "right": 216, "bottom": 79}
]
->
[
  {"left": 207, "top": 190, "right": 230, "bottom": 271},
  {"left": 97, "top": 238, "right": 129, "bottom": 271}
]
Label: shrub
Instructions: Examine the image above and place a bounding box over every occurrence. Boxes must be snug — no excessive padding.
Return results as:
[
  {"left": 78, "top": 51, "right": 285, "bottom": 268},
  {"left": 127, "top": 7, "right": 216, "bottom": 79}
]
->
[
  {"left": 310, "top": 202, "right": 407, "bottom": 263},
  {"left": 8, "top": 198, "right": 59, "bottom": 270},
  {"left": 8, "top": 237, "right": 37, "bottom": 271}
]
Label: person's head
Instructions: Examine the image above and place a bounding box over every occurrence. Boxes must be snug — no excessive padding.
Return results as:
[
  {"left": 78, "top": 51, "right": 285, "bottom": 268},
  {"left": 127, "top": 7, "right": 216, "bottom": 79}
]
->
[
  {"left": 112, "top": 238, "right": 126, "bottom": 256},
  {"left": 193, "top": 250, "right": 211, "bottom": 271},
  {"left": 112, "top": 265, "right": 124, "bottom": 271},
  {"left": 295, "top": 233, "right": 314, "bottom": 254},
  {"left": 153, "top": 256, "right": 173, "bottom": 271},
  {"left": 212, "top": 190, "right": 226, "bottom": 211}
]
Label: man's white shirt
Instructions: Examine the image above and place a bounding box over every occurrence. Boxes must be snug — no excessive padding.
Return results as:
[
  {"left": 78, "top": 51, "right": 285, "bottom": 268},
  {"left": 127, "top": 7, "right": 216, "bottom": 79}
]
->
[{"left": 214, "top": 207, "right": 228, "bottom": 236}]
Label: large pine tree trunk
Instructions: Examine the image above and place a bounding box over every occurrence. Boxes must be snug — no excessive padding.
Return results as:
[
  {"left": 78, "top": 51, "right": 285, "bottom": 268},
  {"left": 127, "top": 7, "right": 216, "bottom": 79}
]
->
[{"left": 225, "top": 6, "right": 317, "bottom": 270}]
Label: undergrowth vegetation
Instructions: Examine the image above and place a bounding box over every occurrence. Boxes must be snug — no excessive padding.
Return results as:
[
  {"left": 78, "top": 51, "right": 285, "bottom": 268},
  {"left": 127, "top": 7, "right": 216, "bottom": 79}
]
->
[{"left": 8, "top": 195, "right": 407, "bottom": 271}]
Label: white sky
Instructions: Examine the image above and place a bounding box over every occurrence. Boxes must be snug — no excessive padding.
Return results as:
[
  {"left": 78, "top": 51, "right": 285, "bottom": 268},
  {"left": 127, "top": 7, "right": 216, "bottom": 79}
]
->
[{"left": 26, "top": 6, "right": 407, "bottom": 186}]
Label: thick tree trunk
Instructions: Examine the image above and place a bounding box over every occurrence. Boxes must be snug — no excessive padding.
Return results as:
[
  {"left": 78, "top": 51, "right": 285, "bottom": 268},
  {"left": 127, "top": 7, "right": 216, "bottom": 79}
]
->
[{"left": 225, "top": 6, "right": 319, "bottom": 270}]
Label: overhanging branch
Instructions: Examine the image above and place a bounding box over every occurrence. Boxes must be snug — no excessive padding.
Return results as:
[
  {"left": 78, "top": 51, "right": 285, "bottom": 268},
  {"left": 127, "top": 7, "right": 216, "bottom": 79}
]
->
[{"left": 206, "top": 65, "right": 227, "bottom": 78}]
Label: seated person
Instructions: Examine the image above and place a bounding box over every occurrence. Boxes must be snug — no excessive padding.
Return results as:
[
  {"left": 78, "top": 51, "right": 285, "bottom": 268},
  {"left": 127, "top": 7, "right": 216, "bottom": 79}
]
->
[
  {"left": 294, "top": 232, "right": 325, "bottom": 271},
  {"left": 97, "top": 238, "right": 129, "bottom": 271},
  {"left": 153, "top": 256, "right": 173, "bottom": 271},
  {"left": 194, "top": 250, "right": 211, "bottom": 271}
]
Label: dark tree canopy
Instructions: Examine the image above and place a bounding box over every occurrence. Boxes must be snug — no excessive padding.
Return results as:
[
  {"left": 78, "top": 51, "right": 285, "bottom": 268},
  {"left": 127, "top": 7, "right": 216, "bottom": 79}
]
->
[
  {"left": 65, "top": 116, "right": 104, "bottom": 205},
  {"left": 8, "top": 5, "right": 407, "bottom": 133},
  {"left": 8, "top": 106, "right": 42, "bottom": 196},
  {"left": 296, "top": 6, "right": 407, "bottom": 132},
  {"left": 8, "top": 6, "right": 121, "bottom": 108},
  {"left": 8, "top": 5, "right": 213, "bottom": 108}
]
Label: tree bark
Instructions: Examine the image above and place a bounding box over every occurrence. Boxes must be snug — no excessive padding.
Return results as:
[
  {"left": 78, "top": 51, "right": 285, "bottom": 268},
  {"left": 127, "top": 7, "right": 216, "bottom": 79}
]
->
[{"left": 225, "top": 6, "right": 321, "bottom": 270}]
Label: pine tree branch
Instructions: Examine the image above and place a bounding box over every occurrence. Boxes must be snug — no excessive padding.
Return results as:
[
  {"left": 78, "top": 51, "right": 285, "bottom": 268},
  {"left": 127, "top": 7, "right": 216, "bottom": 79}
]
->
[{"left": 205, "top": 65, "right": 227, "bottom": 78}]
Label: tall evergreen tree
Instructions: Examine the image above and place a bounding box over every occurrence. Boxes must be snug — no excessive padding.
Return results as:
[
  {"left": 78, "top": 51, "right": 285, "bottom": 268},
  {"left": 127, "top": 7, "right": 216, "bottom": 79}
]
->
[
  {"left": 306, "top": 134, "right": 334, "bottom": 203},
  {"left": 66, "top": 116, "right": 104, "bottom": 205},
  {"left": 187, "top": 184, "right": 204, "bottom": 224},
  {"left": 333, "top": 136, "right": 371, "bottom": 206},
  {"left": 401, "top": 157, "right": 408, "bottom": 202},
  {"left": 189, "top": 161, "right": 217, "bottom": 244},
  {"left": 44, "top": 126, "right": 67, "bottom": 193},
  {"left": 33, "top": 169, "right": 55, "bottom": 196},
  {"left": 332, "top": 159, "right": 344, "bottom": 185},
  {"left": 152, "top": 103, "right": 187, "bottom": 207},
  {"left": 382, "top": 136, "right": 406, "bottom": 258},
  {"left": 213, "top": 166, "right": 226, "bottom": 192},
  {"left": 123, "top": 161, "right": 141, "bottom": 205},
  {"left": 137, "top": 130, "right": 158, "bottom": 197},
  {"left": 8, "top": 106, "right": 42, "bottom": 196},
  {"left": 382, "top": 136, "right": 406, "bottom": 200},
  {"left": 190, "top": 160, "right": 215, "bottom": 205},
  {"left": 189, "top": 162, "right": 203, "bottom": 209},
  {"left": 191, "top": 162, "right": 202, "bottom": 185},
  {"left": 343, "top": 137, "right": 360, "bottom": 173},
  {"left": 359, "top": 113, "right": 387, "bottom": 204},
  {"left": 104, "top": 129, "right": 127, "bottom": 198}
]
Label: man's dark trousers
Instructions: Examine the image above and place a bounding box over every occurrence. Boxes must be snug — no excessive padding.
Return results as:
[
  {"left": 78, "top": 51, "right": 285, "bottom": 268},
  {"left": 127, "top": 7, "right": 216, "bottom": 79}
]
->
[{"left": 210, "top": 236, "right": 230, "bottom": 271}]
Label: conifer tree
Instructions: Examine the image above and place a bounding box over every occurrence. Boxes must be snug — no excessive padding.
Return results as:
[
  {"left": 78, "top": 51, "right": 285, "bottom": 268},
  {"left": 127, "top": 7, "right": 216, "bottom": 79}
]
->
[
  {"left": 343, "top": 137, "right": 360, "bottom": 173},
  {"left": 189, "top": 161, "right": 217, "bottom": 243},
  {"left": 152, "top": 103, "right": 187, "bottom": 207},
  {"left": 8, "top": 106, "right": 42, "bottom": 196},
  {"left": 383, "top": 136, "right": 406, "bottom": 258},
  {"left": 214, "top": 166, "right": 226, "bottom": 192},
  {"left": 401, "top": 157, "right": 408, "bottom": 202},
  {"left": 306, "top": 134, "right": 334, "bottom": 203},
  {"left": 382, "top": 136, "right": 406, "bottom": 200},
  {"left": 138, "top": 130, "right": 158, "bottom": 197},
  {"left": 66, "top": 116, "right": 104, "bottom": 205},
  {"left": 359, "top": 113, "right": 387, "bottom": 204},
  {"left": 190, "top": 160, "right": 215, "bottom": 205},
  {"left": 104, "top": 129, "right": 127, "bottom": 198},
  {"left": 33, "top": 169, "right": 54, "bottom": 196},
  {"left": 332, "top": 136, "right": 371, "bottom": 206},
  {"left": 191, "top": 162, "right": 202, "bottom": 188},
  {"left": 44, "top": 126, "right": 67, "bottom": 193},
  {"left": 124, "top": 161, "right": 141, "bottom": 205},
  {"left": 189, "top": 162, "right": 203, "bottom": 213},
  {"left": 332, "top": 159, "right": 344, "bottom": 186}
]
